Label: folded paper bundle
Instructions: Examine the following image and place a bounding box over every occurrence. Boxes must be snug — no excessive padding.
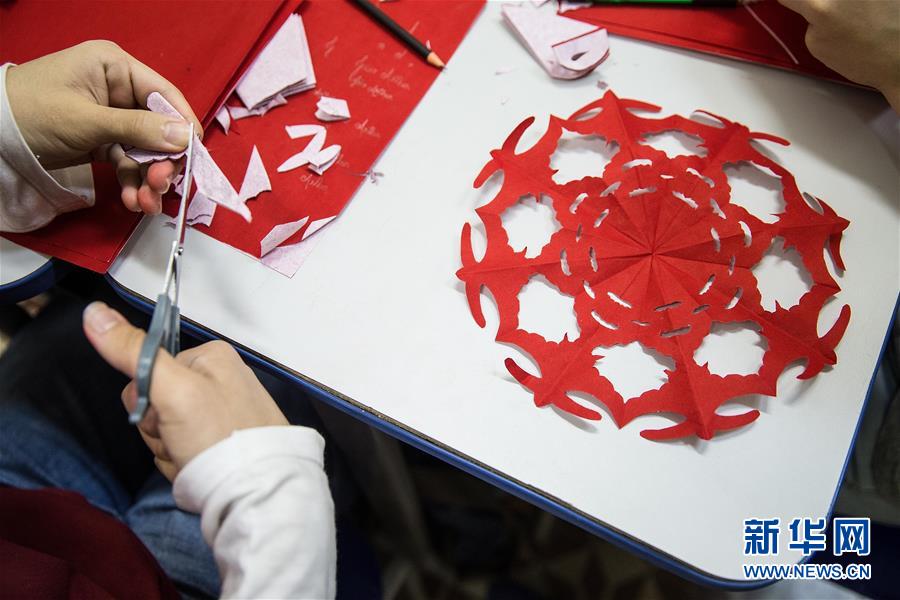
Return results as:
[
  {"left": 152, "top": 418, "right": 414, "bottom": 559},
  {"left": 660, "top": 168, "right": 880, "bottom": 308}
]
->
[{"left": 236, "top": 13, "right": 317, "bottom": 110}]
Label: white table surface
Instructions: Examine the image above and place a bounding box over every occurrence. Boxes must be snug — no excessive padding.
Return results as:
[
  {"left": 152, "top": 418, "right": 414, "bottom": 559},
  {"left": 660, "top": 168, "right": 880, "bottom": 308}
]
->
[
  {"left": 0, "top": 238, "right": 49, "bottom": 287},
  {"left": 107, "top": 3, "right": 899, "bottom": 583}
]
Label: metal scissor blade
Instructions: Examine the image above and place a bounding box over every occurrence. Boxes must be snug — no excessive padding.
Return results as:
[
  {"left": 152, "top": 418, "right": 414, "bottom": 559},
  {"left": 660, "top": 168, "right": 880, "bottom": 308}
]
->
[
  {"left": 173, "top": 124, "right": 195, "bottom": 247},
  {"left": 131, "top": 123, "right": 194, "bottom": 425},
  {"left": 161, "top": 123, "right": 195, "bottom": 303}
]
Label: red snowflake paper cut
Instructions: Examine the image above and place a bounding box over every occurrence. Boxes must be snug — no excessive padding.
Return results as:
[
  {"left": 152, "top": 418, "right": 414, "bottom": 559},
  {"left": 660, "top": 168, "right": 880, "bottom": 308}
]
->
[{"left": 457, "top": 92, "right": 850, "bottom": 441}]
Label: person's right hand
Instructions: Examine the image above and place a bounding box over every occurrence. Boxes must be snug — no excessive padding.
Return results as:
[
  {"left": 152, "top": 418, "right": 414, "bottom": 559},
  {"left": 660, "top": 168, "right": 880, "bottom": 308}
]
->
[
  {"left": 779, "top": 0, "right": 900, "bottom": 111},
  {"left": 82, "top": 301, "right": 289, "bottom": 481}
]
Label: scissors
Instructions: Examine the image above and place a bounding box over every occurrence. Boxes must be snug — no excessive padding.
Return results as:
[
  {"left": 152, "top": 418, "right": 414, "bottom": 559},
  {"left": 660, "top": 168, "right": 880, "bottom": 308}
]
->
[{"left": 130, "top": 124, "right": 195, "bottom": 424}]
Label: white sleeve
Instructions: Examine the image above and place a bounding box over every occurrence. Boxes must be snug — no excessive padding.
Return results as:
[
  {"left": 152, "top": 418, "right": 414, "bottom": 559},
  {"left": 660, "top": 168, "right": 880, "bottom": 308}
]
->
[
  {"left": 0, "top": 63, "right": 95, "bottom": 233},
  {"left": 172, "top": 426, "right": 337, "bottom": 600}
]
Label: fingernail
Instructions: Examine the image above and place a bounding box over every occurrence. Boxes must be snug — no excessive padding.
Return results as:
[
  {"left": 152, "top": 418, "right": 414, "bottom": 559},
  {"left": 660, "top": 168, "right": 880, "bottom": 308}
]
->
[
  {"left": 163, "top": 121, "right": 191, "bottom": 147},
  {"left": 84, "top": 301, "right": 122, "bottom": 334}
]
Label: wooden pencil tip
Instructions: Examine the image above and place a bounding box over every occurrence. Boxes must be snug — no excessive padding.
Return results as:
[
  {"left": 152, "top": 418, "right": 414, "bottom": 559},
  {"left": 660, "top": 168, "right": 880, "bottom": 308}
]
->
[{"left": 427, "top": 52, "right": 445, "bottom": 69}]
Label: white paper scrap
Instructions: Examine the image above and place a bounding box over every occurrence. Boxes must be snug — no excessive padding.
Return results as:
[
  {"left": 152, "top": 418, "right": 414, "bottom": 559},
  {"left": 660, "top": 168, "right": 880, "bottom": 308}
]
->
[{"left": 314, "top": 96, "right": 351, "bottom": 122}]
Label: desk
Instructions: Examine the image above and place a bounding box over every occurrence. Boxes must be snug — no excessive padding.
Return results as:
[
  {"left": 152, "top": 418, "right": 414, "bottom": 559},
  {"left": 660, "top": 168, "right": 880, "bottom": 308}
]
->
[
  {"left": 0, "top": 239, "right": 58, "bottom": 303},
  {"left": 107, "top": 4, "right": 898, "bottom": 587}
]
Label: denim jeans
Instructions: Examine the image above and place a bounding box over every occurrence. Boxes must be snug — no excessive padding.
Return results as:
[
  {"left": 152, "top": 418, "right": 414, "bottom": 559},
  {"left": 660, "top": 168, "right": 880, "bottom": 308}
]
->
[{"left": 0, "top": 296, "right": 220, "bottom": 598}]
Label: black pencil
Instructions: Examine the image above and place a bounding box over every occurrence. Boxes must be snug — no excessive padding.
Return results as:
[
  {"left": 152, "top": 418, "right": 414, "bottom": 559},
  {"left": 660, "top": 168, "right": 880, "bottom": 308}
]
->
[{"left": 351, "top": 0, "right": 445, "bottom": 69}]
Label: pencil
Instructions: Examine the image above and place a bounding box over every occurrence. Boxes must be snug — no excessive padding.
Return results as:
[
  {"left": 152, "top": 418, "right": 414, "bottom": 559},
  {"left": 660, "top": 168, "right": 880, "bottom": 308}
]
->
[{"left": 351, "top": 0, "right": 445, "bottom": 69}]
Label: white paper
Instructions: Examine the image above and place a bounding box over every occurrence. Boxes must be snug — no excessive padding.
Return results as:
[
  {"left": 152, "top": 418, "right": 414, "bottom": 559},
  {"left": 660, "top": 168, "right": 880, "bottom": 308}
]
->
[{"left": 502, "top": 4, "right": 609, "bottom": 80}]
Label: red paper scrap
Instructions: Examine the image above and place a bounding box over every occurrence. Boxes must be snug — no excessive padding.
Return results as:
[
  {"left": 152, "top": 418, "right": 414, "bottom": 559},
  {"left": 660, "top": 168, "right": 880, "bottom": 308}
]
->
[{"left": 457, "top": 92, "right": 850, "bottom": 441}]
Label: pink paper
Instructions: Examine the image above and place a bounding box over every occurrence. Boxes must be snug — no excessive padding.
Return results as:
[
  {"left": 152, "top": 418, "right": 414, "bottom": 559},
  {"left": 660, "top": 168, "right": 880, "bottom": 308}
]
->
[
  {"left": 260, "top": 231, "right": 324, "bottom": 277},
  {"left": 552, "top": 28, "right": 609, "bottom": 72},
  {"left": 125, "top": 92, "right": 248, "bottom": 222},
  {"left": 214, "top": 107, "right": 231, "bottom": 134},
  {"left": 277, "top": 125, "right": 327, "bottom": 173},
  {"left": 260, "top": 216, "right": 309, "bottom": 257},
  {"left": 315, "top": 96, "right": 350, "bottom": 122},
  {"left": 502, "top": 4, "right": 608, "bottom": 79},
  {"left": 229, "top": 94, "right": 287, "bottom": 120},
  {"left": 185, "top": 192, "right": 217, "bottom": 227},
  {"left": 301, "top": 216, "right": 335, "bottom": 240},
  {"left": 238, "top": 146, "right": 271, "bottom": 202},
  {"left": 309, "top": 144, "right": 341, "bottom": 175},
  {"left": 191, "top": 142, "right": 249, "bottom": 222},
  {"left": 286, "top": 124, "right": 326, "bottom": 140},
  {"left": 235, "top": 14, "right": 315, "bottom": 109},
  {"left": 186, "top": 146, "right": 271, "bottom": 228}
]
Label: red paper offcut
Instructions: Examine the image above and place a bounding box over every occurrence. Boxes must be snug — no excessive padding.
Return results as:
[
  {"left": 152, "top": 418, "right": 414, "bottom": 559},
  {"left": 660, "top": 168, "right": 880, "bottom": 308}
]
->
[{"left": 457, "top": 92, "right": 850, "bottom": 441}]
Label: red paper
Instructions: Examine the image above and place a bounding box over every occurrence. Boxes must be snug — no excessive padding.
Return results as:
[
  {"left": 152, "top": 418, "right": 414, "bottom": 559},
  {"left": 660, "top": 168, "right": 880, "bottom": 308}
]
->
[
  {"left": 565, "top": 0, "right": 849, "bottom": 84},
  {"left": 0, "top": 0, "right": 302, "bottom": 272},
  {"left": 181, "top": 0, "right": 485, "bottom": 263},
  {"left": 457, "top": 92, "right": 850, "bottom": 441}
]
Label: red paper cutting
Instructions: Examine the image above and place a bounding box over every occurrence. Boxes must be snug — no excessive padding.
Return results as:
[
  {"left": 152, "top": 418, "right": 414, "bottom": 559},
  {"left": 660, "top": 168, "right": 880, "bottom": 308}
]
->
[{"left": 457, "top": 92, "right": 851, "bottom": 441}]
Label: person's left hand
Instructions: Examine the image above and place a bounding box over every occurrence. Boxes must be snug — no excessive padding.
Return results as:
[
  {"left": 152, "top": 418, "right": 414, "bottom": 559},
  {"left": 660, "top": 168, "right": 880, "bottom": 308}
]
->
[{"left": 5, "top": 40, "right": 203, "bottom": 215}]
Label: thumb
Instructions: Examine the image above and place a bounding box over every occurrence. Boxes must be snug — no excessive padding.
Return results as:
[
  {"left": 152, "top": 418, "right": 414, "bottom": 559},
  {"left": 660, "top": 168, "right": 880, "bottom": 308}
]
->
[
  {"left": 82, "top": 301, "right": 178, "bottom": 381},
  {"left": 87, "top": 104, "right": 192, "bottom": 153}
]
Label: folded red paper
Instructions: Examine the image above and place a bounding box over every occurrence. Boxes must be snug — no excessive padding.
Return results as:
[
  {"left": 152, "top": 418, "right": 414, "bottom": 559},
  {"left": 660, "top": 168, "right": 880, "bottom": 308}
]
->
[
  {"left": 0, "top": 0, "right": 302, "bottom": 272},
  {"left": 565, "top": 0, "right": 849, "bottom": 84}
]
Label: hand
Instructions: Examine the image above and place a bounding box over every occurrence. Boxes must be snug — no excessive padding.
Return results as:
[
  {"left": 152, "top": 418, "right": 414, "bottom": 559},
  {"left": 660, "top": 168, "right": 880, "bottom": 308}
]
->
[
  {"left": 82, "top": 301, "right": 289, "bottom": 481},
  {"left": 5, "top": 40, "right": 203, "bottom": 215},
  {"left": 779, "top": 0, "right": 900, "bottom": 111}
]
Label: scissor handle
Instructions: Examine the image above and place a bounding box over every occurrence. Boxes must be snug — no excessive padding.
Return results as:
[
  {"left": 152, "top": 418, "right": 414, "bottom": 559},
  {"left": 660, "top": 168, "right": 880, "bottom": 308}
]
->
[{"left": 131, "top": 293, "right": 180, "bottom": 424}]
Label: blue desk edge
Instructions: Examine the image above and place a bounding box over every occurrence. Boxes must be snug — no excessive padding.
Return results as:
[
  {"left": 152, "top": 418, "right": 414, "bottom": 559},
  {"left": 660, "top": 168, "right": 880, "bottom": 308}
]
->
[{"left": 108, "top": 274, "right": 898, "bottom": 590}]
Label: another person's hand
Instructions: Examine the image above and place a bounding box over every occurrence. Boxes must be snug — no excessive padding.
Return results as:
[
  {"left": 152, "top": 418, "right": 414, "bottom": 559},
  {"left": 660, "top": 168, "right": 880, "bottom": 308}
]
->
[
  {"left": 779, "top": 0, "right": 900, "bottom": 111},
  {"left": 5, "top": 40, "right": 203, "bottom": 215},
  {"left": 82, "top": 301, "right": 289, "bottom": 481}
]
